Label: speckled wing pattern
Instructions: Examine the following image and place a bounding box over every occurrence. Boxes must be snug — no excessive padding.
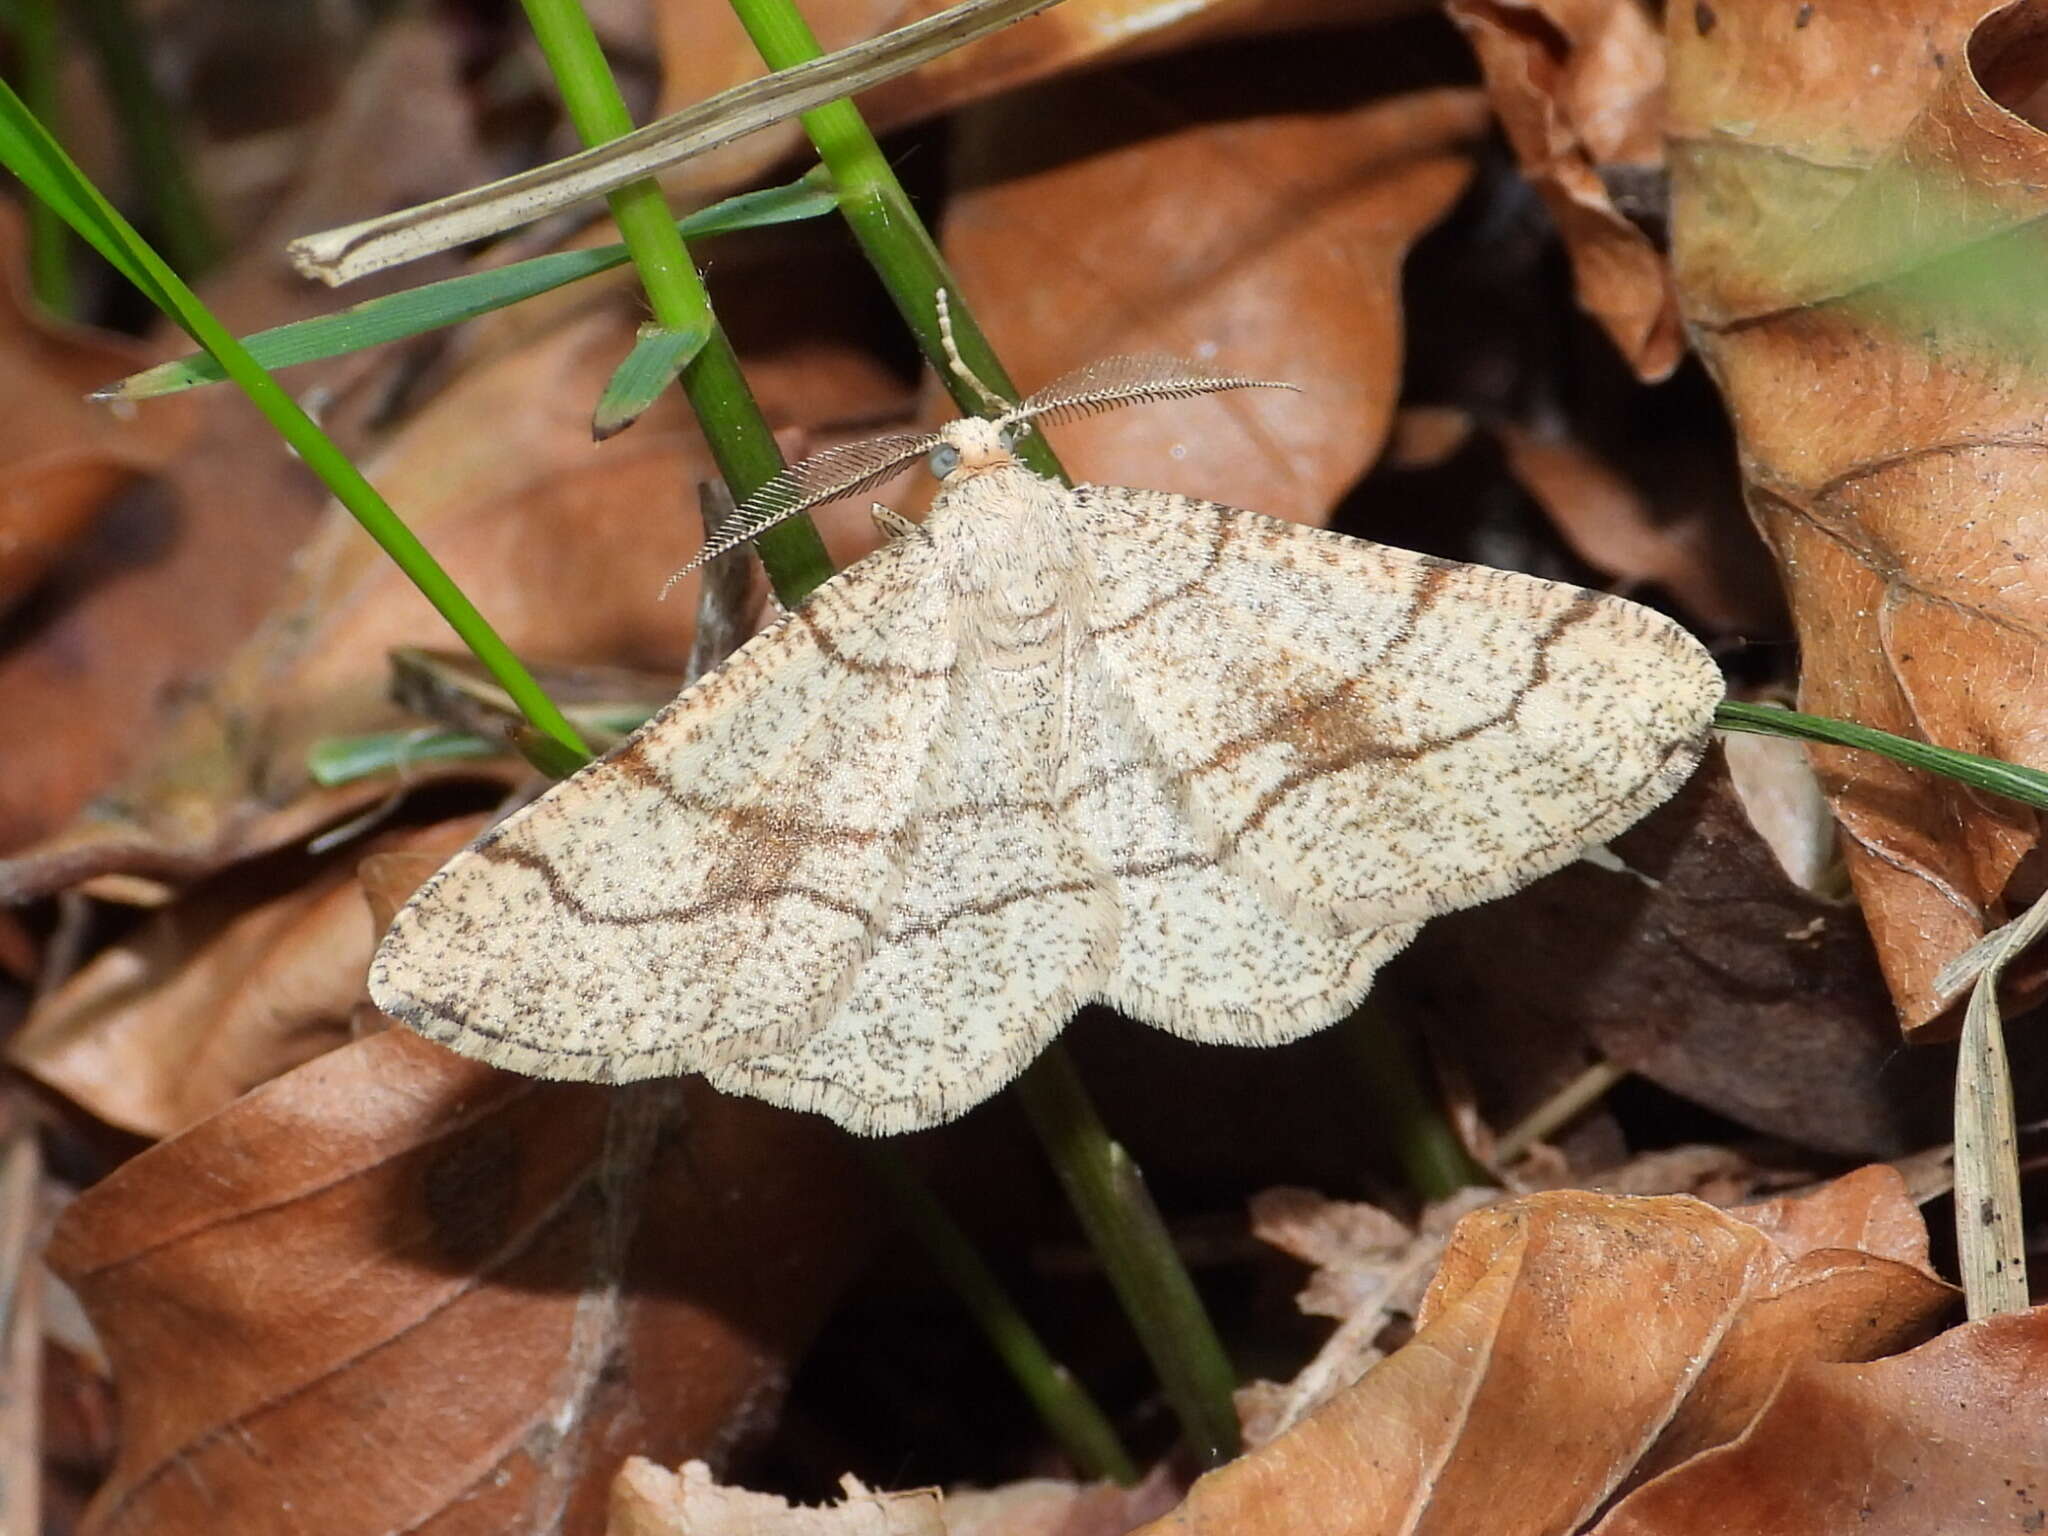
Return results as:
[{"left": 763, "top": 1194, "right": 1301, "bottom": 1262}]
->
[
  {"left": 370, "top": 484, "right": 1721, "bottom": 1137},
  {"left": 371, "top": 531, "right": 968, "bottom": 1085},
  {"left": 1064, "top": 488, "right": 1719, "bottom": 1044},
  {"left": 706, "top": 637, "right": 1121, "bottom": 1131}
]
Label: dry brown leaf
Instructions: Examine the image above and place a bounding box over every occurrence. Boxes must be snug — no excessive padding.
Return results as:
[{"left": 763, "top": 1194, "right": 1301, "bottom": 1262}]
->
[
  {"left": 359, "top": 845, "right": 460, "bottom": 931},
  {"left": 1448, "top": 0, "right": 1680, "bottom": 377},
  {"left": 0, "top": 17, "right": 488, "bottom": 859},
  {"left": 0, "top": 205, "right": 916, "bottom": 903},
  {"left": 1592, "top": 1307, "right": 2048, "bottom": 1535},
  {"left": 0, "top": 211, "right": 192, "bottom": 618},
  {"left": 944, "top": 63, "right": 1489, "bottom": 522},
  {"left": 648, "top": 0, "right": 1419, "bottom": 201},
  {"left": 611, "top": 1460, "right": 945, "bottom": 1536},
  {"left": 610, "top": 1458, "right": 1183, "bottom": 1536},
  {"left": 1734, "top": 1159, "right": 1934, "bottom": 1266},
  {"left": 1667, "top": 0, "right": 2048, "bottom": 1032},
  {"left": 1247, "top": 1187, "right": 1416, "bottom": 1322},
  {"left": 1410, "top": 745, "right": 1948, "bottom": 1158},
  {"left": 49, "top": 1026, "right": 873, "bottom": 1536},
  {"left": 1136, "top": 1171, "right": 1954, "bottom": 1536},
  {"left": 1241, "top": 1151, "right": 1826, "bottom": 1452},
  {"left": 9, "top": 818, "right": 485, "bottom": 1139},
  {"left": 1613, "top": 1166, "right": 1954, "bottom": 1492},
  {"left": 1240, "top": 1187, "right": 1493, "bottom": 1445},
  {"left": 1383, "top": 405, "right": 1475, "bottom": 470},
  {"left": 0, "top": 298, "right": 704, "bottom": 901},
  {"left": 1495, "top": 424, "right": 1770, "bottom": 632}
]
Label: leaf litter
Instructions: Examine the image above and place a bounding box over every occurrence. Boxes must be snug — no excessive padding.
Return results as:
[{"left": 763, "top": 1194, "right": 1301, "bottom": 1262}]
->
[
  {"left": 4, "top": 0, "right": 2047, "bottom": 1531},
  {"left": 1670, "top": 0, "right": 2048, "bottom": 1031},
  {"left": 47, "top": 1026, "right": 876, "bottom": 1535},
  {"left": 0, "top": 17, "right": 489, "bottom": 865}
]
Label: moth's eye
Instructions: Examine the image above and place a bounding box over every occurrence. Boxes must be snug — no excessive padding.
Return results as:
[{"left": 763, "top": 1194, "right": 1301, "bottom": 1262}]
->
[{"left": 928, "top": 443, "right": 962, "bottom": 478}]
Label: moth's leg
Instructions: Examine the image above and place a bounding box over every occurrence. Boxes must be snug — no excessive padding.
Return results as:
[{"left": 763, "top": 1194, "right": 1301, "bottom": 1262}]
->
[{"left": 871, "top": 503, "right": 919, "bottom": 541}]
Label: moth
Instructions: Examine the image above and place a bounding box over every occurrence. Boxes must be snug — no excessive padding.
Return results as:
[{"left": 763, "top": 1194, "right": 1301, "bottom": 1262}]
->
[{"left": 370, "top": 348, "right": 1723, "bottom": 1136}]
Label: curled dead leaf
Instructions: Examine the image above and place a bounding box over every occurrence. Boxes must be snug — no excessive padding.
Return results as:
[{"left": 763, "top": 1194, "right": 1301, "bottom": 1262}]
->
[
  {"left": 1137, "top": 1170, "right": 1954, "bottom": 1536},
  {"left": 943, "top": 59, "right": 1489, "bottom": 522},
  {"left": 1668, "top": 0, "right": 2048, "bottom": 1031},
  {"left": 1410, "top": 745, "right": 1947, "bottom": 1158},
  {"left": 1448, "top": 0, "right": 1681, "bottom": 378},
  {"left": 1591, "top": 1307, "right": 2048, "bottom": 1534}
]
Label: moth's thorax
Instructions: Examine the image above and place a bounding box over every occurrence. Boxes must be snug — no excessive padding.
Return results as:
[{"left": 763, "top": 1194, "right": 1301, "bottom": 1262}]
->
[
  {"left": 924, "top": 456, "right": 1083, "bottom": 606},
  {"left": 921, "top": 428, "right": 1089, "bottom": 776}
]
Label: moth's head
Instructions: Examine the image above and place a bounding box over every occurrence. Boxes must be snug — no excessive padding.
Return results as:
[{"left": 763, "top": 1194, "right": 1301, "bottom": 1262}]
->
[
  {"left": 930, "top": 417, "right": 1023, "bottom": 479},
  {"left": 667, "top": 353, "right": 1296, "bottom": 585}
]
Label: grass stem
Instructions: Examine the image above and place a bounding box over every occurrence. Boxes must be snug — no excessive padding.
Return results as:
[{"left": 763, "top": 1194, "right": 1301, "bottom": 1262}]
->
[
  {"left": 515, "top": 0, "right": 834, "bottom": 606},
  {"left": 1016, "top": 1043, "right": 1242, "bottom": 1467},
  {"left": 723, "top": 0, "right": 1064, "bottom": 481},
  {"left": 860, "top": 1145, "right": 1139, "bottom": 1483},
  {"left": 1345, "top": 1004, "right": 1488, "bottom": 1203}
]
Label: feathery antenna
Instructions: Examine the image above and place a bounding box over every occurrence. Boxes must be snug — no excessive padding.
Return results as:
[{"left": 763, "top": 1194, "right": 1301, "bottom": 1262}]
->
[
  {"left": 661, "top": 428, "right": 940, "bottom": 595},
  {"left": 661, "top": 332, "right": 1297, "bottom": 592},
  {"left": 998, "top": 355, "right": 1297, "bottom": 432}
]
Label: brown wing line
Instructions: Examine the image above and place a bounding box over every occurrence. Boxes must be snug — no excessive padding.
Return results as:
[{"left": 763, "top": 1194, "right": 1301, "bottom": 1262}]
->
[{"left": 1070, "top": 490, "right": 1716, "bottom": 910}]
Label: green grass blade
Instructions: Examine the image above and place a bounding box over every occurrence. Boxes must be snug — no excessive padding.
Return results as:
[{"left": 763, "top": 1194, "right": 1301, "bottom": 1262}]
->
[
  {"left": 681, "top": 163, "right": 839, "bottom": 236},
  {"left": 592, "top": 320, "right": 711, "bottom": 440},
  {"left": 99, "top": 170, "right": 839, "bottom": 402},
  {"left": 310, "top": 702, "right": 663, "bottom": 788},
  {"left": 306, "top": 730, "right": 504, "bottom": 787},
  {"left": 106, "top": 244, "right": 639, "bottom": 400},
  {"left": 1714, "top": 700, "right": 2048, "bottom": 811}
]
